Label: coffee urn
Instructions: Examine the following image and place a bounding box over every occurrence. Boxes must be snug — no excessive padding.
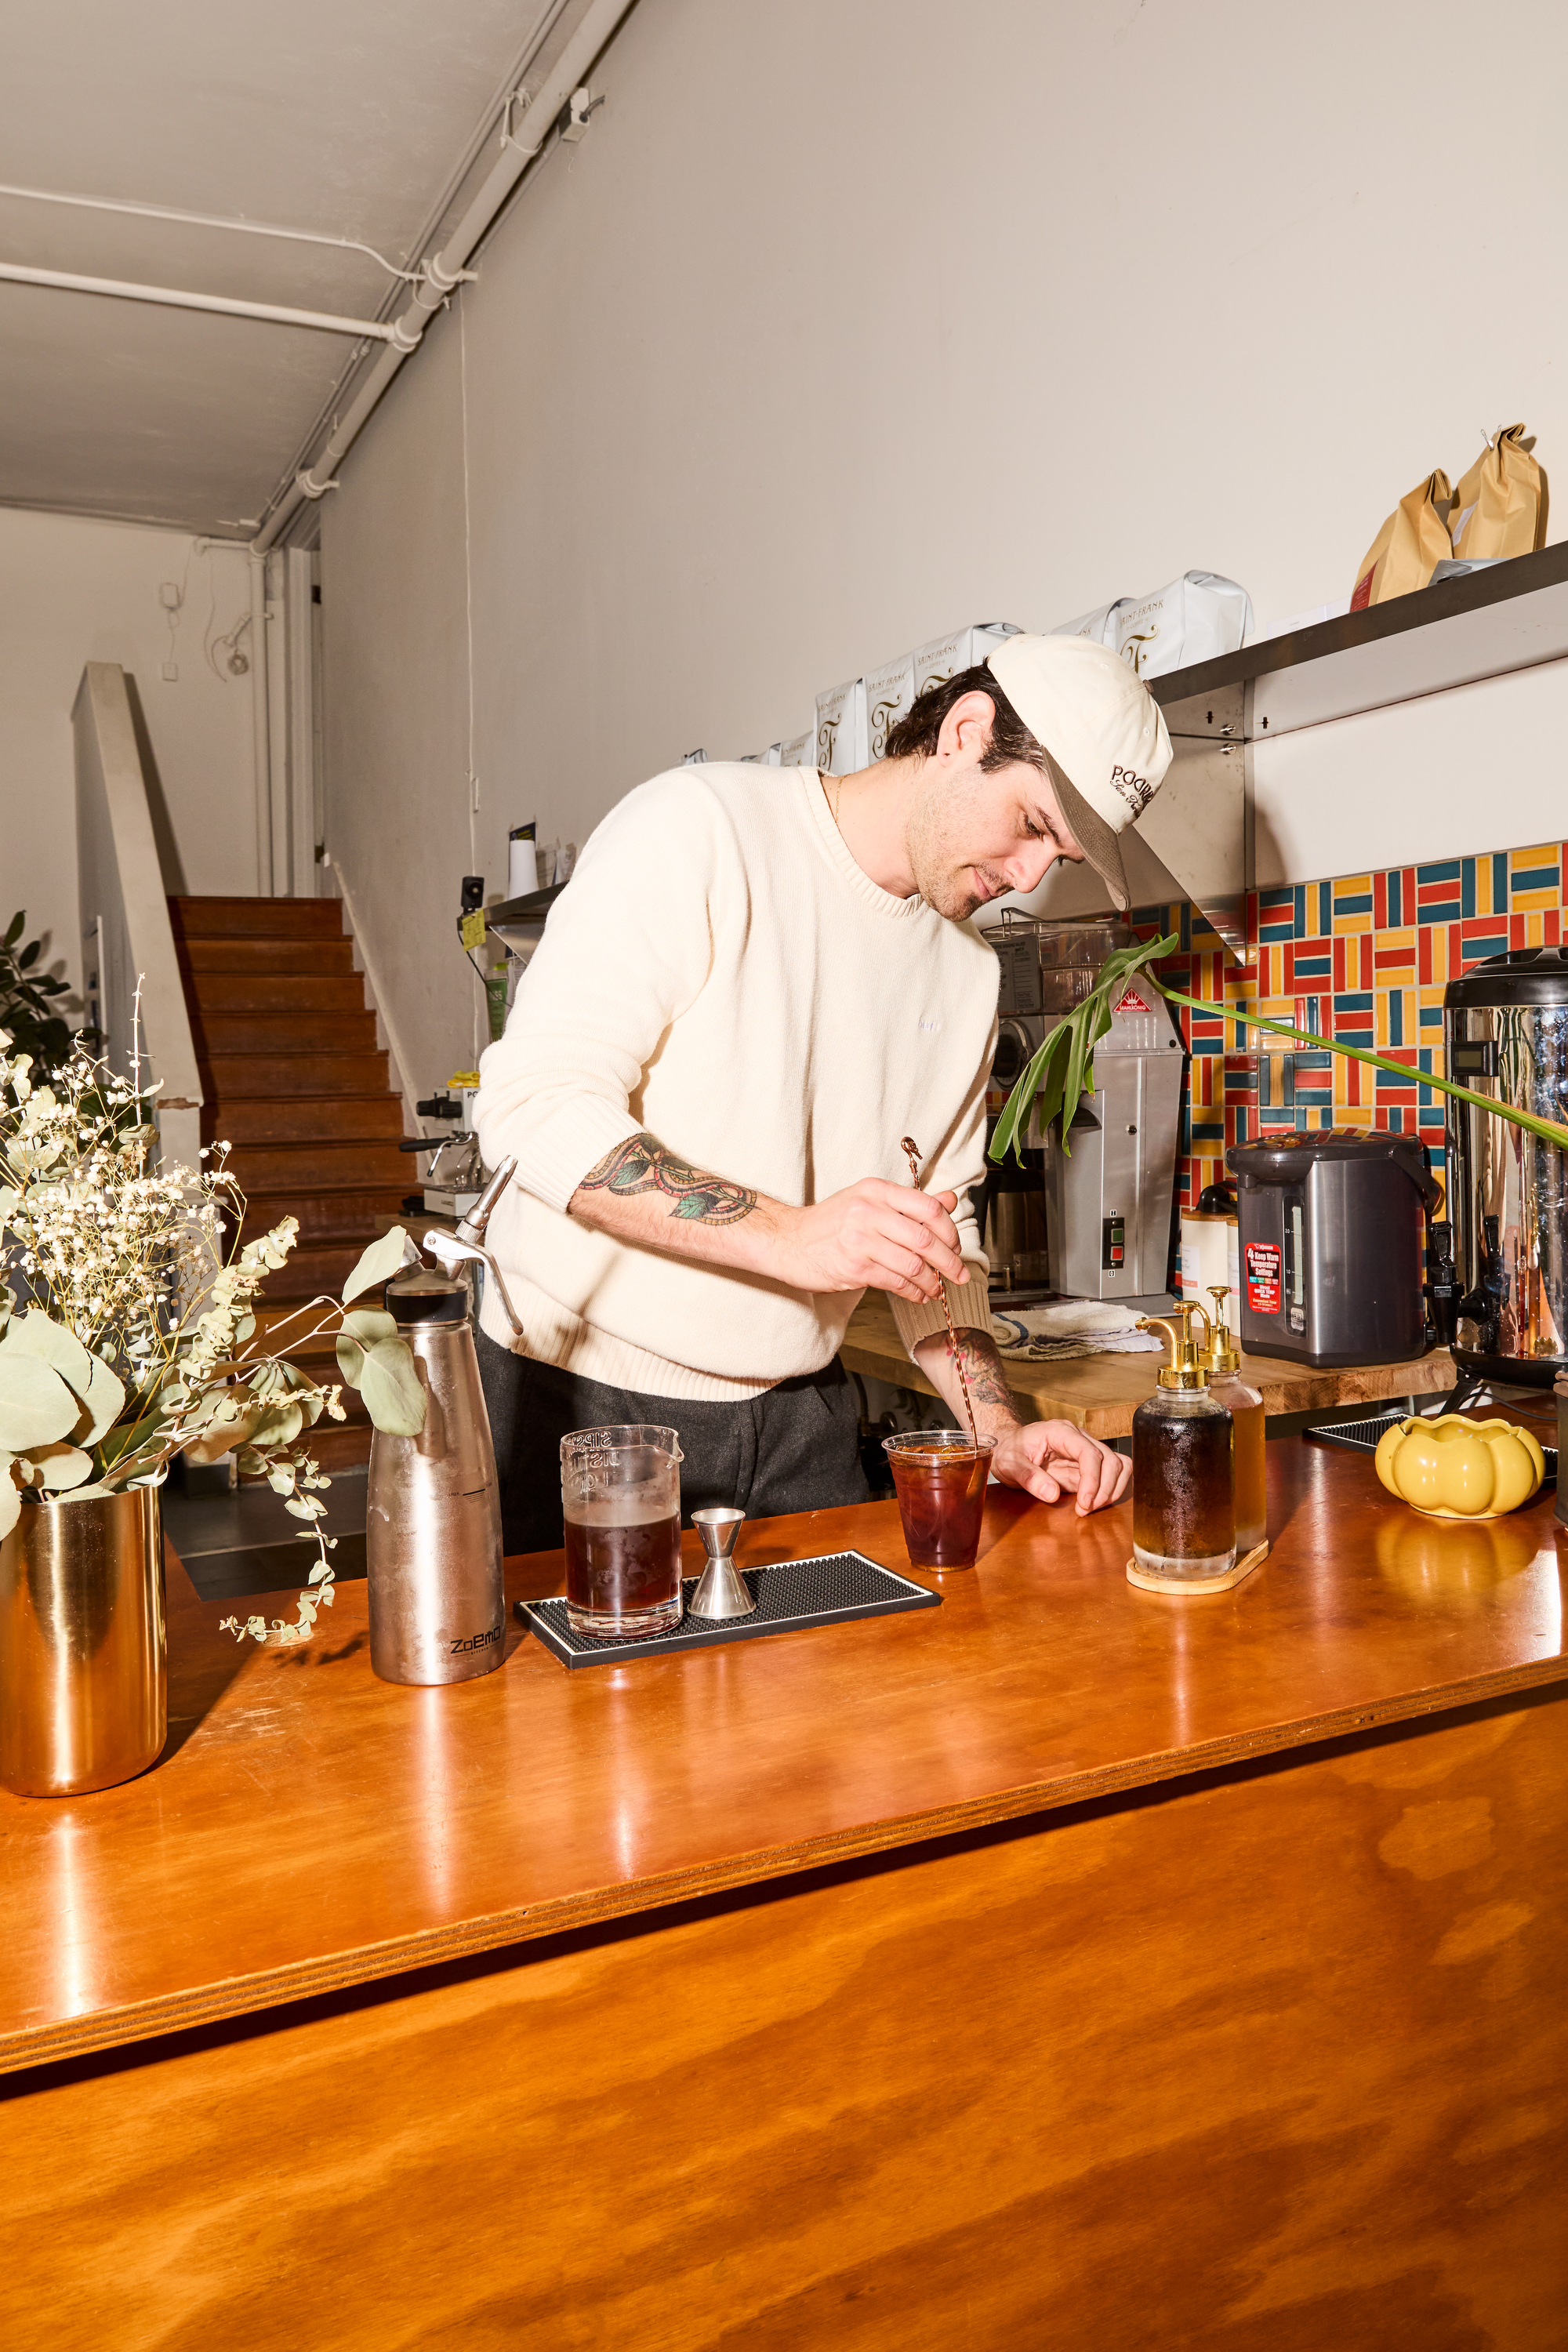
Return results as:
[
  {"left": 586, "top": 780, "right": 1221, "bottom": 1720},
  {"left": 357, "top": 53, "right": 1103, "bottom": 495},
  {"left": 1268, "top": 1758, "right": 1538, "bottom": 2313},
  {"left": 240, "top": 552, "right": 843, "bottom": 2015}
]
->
[{"left": 1443, "top": 945, "right": 1568, "bottom": 1387}]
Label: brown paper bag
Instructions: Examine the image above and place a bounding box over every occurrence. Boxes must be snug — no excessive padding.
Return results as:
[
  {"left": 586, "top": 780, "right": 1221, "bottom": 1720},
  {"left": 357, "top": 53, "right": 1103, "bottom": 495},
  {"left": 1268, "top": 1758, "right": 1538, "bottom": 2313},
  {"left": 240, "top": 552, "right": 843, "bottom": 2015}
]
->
[
  {"left": 1351, "top": 470, "right": 1454, "bottom": 609},
  {"left": 1449, "top": 424, "right": 1548, "bottom": 561}
]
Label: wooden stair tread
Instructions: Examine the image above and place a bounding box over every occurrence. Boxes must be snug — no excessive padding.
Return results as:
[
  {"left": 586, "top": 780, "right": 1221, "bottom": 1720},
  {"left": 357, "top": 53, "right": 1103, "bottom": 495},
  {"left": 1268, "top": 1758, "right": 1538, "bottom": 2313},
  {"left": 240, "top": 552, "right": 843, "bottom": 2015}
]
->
[
  {"left": 169, "top": 892, "right": 409, "bottom": 1484},
  {"left": 169, "top": 895, "right": 345, "bottom": 939}
]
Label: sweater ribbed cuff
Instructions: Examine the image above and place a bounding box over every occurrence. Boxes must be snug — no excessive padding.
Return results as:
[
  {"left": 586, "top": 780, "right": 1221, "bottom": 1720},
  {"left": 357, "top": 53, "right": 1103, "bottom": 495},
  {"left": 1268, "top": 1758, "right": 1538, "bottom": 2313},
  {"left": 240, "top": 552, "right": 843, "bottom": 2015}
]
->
[{"left": 888, "top": 1266, "right": 995, "bottom": 1359}]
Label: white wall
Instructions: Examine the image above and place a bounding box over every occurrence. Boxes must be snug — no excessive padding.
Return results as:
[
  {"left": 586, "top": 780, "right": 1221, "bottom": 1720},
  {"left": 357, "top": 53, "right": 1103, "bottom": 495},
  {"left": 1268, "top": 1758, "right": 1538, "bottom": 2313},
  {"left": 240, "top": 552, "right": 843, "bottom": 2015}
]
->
[
  {"left": 0, "top": 506, "right": 257, "bottom": 994},
  {"left": 321, "top": 0, "right": 1568, "bottom": 1089}
]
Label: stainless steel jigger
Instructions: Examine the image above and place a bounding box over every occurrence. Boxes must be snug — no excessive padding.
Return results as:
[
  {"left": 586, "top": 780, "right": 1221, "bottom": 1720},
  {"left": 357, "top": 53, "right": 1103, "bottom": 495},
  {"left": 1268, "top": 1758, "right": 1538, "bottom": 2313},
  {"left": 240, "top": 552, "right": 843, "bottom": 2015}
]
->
[{"left": 689, "top": 1508, "right": 755, "bottom": 1621}]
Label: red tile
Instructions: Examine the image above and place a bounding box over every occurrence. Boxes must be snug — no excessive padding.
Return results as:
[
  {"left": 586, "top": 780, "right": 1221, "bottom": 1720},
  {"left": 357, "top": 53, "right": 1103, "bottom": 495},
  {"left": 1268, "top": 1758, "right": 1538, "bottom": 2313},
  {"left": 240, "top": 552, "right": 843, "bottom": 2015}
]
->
[
  {"left": 1511, "top": 914, "right": 1526, "bottom": 949},
  {"left": 1333, "top": 938, "right": 1346, "bottom": 991},
  {"left": 1374, "top": 871, "right": 1388, "bottom": 929},
  {"left": 1418, "top": 927, "right": 1432, "bottom": 986}
]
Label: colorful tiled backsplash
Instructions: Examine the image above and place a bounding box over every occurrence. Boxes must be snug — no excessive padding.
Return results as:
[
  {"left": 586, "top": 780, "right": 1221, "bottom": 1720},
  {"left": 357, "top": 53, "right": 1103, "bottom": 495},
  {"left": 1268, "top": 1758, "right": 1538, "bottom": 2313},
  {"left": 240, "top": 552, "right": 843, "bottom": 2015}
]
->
[{"left": 1130, "top": 841, "right": 1568, "bottom": 1215}]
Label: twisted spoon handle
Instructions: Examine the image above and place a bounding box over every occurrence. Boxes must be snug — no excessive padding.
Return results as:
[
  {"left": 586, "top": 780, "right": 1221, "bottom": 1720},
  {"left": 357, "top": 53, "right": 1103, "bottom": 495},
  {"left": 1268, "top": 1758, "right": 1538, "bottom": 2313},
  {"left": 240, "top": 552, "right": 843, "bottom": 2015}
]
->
[{"left": 899, "top": 1136, "right": 978, "bottom": 1448}]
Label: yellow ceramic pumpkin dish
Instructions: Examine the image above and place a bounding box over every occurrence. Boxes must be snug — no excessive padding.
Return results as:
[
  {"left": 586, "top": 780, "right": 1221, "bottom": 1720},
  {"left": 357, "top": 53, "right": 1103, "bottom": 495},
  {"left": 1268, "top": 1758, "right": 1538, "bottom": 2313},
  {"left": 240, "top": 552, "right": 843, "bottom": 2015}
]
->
[{"left": 1374, "top": 1415, "right": 1546, "bottom": 1520}]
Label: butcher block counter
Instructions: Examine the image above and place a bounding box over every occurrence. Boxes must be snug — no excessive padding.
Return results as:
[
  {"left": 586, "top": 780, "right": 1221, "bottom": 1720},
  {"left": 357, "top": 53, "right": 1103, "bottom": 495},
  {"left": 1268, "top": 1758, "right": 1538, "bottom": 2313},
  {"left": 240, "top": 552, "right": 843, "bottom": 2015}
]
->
[
  {"left": 2, "top": 1444, "right": 1565, "bottom": 2349},
  {"left": 842, "top": 1289, "right": 1457, "bottom": 1435}
]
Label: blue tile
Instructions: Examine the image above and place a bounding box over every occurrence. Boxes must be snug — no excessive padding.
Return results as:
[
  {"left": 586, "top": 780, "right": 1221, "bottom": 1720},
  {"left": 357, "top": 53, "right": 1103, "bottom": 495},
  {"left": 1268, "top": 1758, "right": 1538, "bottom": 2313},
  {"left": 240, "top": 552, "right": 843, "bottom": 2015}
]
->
[
  {"left": 1461, "top": 858, "right": 1476, "bottom": 919},
  {"left": 1334, "top": 992, "right": 1374, "bottom": 1013},
  {"left": 1388, "top": 993, "right": 1403, "bottom": 1047},
  {"left": 1291, "top": 884, "right": 1306, "bottom": 938},
  {"left": 1512, "top": 864, "right": 1559, "bottom": 892},
  {"left": 1417, "top": 859, "right": 1462, "bottom": 885},
  {"left": 1492, "top": 852, "right": 1508, "bottom": 912},
  {"left": 1418, "top": 1006, "right": 1443, "bottom": 1027},
  {"left": 1387, "top": 869, "right": 1403, "bottom": 924},
  {"left": 1333, "top": 892, "right": 1373, "bottom": 915}
]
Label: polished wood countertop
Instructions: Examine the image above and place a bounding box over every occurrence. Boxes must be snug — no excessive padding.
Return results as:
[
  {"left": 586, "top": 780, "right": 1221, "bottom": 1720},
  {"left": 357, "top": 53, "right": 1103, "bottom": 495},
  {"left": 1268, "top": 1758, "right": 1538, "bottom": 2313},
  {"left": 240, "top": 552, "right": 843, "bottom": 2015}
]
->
[
  {"left": 2, "top": 1443, "right": 1563, "bottom": 2076},
  {"left": 841, "top": 1290, "right": 1457, "bottom": 1435}
]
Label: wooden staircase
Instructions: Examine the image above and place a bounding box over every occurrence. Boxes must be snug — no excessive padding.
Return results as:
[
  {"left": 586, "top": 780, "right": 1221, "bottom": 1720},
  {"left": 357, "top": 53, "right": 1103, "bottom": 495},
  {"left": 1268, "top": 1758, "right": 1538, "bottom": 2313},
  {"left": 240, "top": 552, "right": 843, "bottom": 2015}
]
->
[{"left": 169, "top": 895, "right": 409, "bottom": 1470}]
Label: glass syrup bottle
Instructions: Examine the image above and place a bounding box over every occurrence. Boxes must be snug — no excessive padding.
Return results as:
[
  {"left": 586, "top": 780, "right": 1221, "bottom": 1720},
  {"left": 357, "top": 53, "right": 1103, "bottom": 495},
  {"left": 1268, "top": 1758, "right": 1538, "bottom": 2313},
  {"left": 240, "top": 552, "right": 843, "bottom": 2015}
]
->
[
  {"left": 1131, "top": 1303, "right": 1236, "bottom": 1582},
  {"left": 1204, "top": 1284, "right": 1266, "bottom": 1559}
]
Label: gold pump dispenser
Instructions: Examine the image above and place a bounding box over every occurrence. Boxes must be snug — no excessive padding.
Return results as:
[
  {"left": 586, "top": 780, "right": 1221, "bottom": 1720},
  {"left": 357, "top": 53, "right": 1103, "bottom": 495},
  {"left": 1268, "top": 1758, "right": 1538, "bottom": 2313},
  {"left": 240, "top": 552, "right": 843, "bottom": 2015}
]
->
[
  {"left": 1142, "top": 1302, "right": 1213, "bottom": 1390},
  {"left": 1129, "top": 1302, "right": 1238, "bottom": 1588}
]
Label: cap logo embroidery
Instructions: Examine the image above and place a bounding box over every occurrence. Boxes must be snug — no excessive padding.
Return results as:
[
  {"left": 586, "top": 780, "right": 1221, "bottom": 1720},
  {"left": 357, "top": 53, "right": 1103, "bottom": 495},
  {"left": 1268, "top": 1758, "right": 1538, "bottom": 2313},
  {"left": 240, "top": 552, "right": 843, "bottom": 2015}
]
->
[{"left": 1109, "top": 764, "right": 1155, "bottom": 817}]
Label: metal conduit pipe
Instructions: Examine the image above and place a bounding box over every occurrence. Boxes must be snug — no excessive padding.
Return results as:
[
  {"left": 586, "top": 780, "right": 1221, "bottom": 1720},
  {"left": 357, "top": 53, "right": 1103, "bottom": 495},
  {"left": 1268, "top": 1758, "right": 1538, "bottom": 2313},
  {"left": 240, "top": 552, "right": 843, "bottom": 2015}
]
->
[
  {"left": 255, "top": 0, "right": 640, "bottom": 550},
  {"left": 0, "top": 260, "right": 397, "bottom": 341}
]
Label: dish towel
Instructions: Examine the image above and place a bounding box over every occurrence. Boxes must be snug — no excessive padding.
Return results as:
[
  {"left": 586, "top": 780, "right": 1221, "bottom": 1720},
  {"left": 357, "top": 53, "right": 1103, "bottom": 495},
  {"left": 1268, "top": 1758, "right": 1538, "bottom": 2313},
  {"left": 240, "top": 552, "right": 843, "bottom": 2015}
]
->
[{"left": 992, "top": 1301, "right": 1165, "bottom": 1362}]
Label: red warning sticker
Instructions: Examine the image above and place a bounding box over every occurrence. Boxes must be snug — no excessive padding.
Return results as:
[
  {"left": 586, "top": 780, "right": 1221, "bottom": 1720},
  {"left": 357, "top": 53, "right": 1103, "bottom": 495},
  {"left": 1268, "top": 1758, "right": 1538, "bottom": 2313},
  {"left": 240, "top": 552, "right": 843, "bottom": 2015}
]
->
[
  {"left": 1246, "top": 1241, "right": 1282, "bottom": 1317},
  {"left": 1116, "top": 987, "right": 1151, "bottom": 1013}
]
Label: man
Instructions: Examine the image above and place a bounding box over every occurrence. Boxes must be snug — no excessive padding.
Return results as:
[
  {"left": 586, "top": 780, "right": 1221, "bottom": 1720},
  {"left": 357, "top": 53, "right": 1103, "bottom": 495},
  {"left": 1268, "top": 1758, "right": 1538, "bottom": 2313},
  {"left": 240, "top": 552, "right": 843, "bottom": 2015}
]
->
[{"left": 474, "top": 633, "right": 1173, "bottom": 1553}]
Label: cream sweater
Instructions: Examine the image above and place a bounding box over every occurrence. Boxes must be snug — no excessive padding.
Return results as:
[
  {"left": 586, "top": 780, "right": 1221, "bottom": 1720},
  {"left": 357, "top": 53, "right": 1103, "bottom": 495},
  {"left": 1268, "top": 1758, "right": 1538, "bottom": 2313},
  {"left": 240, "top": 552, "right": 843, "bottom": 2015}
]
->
[{"left": 474, "top": 763, "right": 998, "bottom": 1400}]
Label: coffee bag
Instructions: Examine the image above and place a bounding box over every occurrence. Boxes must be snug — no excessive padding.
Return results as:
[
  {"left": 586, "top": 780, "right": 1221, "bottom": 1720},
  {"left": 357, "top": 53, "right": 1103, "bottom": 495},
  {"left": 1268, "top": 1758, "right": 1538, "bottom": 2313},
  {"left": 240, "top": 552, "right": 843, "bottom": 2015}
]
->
[
  {"left": 1449, "top": 424, "right": 1548, "bottom": 563},
  {"left": 1351, "top": 470, "right": 1454, "bottom": 608}
]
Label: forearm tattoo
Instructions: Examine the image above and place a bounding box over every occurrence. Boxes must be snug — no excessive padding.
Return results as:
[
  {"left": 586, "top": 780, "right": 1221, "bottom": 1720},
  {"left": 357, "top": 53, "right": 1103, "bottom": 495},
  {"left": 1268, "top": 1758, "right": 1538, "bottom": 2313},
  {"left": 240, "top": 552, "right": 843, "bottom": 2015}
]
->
[
  {"left": 943, "top": 1330, "right": 1021, "bottom": 1416},
  {"left": 577, "top": 1131, "right": 758, "bottom": 1225}
]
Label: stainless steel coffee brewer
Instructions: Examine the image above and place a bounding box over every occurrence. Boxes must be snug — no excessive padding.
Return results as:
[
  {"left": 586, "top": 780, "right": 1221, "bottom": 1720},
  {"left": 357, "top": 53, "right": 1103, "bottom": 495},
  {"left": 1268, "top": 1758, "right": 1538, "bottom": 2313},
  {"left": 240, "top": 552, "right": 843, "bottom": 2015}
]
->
[
  {"left": 1443, "top": 944, "right": 1568, "bottom": 1388},
  {"left": 365, "top": 1160, "right": 525, "bottom": 1686}
]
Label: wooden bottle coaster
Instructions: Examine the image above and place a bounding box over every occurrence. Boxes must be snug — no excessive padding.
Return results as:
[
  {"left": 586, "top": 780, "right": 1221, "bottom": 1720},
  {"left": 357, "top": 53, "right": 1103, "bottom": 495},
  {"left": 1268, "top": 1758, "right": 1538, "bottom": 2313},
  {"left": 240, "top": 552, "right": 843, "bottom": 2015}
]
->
[{"left": 1126, "top": 1541, "right": 1269, "bottom": 1597}]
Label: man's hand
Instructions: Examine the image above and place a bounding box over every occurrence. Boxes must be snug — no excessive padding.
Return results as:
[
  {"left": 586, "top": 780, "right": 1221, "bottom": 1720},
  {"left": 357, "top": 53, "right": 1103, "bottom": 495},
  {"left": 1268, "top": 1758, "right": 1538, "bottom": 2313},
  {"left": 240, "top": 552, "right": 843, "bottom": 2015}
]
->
[
  {"left": 990, "top": 1421, "right": 1130, "bottom": 1515},
  {"left": 769, "top": 1181, "right": 968, "bottom": 1305}
]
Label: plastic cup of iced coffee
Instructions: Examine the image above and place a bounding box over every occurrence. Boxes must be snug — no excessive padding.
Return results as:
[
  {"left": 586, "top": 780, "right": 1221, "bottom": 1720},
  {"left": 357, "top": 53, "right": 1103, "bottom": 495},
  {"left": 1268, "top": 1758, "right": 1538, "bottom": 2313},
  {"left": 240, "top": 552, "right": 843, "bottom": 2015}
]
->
[
  {"left": 560, "top": 1425, "right": 684, "bottom": 1638},
  {"left": 883, "top": 1431, "right": 996, "bottom": 1571}
]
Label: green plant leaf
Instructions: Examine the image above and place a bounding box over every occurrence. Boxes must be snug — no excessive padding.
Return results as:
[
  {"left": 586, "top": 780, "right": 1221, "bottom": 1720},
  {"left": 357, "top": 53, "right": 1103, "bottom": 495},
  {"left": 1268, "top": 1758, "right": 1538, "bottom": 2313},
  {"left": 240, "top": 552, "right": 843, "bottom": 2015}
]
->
[
  {"left": 341, "top": 1226, "right": 412, "bottom": 1305},
  {"left": 0, "top": 1354, "right": 79, "bottom": 1450},
  {"left": 29, "top": 1444, "right": 93, "bottom": 1490},
  {"left": 72, "top": 1353, "right": 126, "bottom": 1447},
  {"left": 358, "top": 1338, "right": 426, "bottom": 1436},
  {"left": 342, "top": 1307, "right": 397, "bottom": 1345},
  {"left": 248, "top": 1400, "right": 303, "bottom": 1450},
  {"left": 0, "top": 1306, "right": 96, "bottom": 1396},
  {"left": 183, "top": 1391, "right": 261, "bottom": 1466},
  {"left": 335, "top": 1334, "right": 365, "bottom": 1386},
  {"left": 3, "top": 911, "right": 24, "bottom": 948}
]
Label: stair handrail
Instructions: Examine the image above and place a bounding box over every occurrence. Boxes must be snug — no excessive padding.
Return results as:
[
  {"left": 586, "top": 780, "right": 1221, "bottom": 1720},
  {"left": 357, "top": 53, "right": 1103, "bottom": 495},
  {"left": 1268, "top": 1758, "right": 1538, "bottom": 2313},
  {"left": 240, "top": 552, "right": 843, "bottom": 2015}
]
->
[{"left": 72, "top": 662, "right": 204, "bottom": 1172}]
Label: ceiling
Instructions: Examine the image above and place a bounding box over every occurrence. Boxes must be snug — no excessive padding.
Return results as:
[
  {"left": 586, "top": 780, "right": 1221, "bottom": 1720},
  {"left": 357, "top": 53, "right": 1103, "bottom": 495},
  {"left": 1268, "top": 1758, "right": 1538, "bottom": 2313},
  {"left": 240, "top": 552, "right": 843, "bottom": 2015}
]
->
[{"left": 0, "top": 0, "right": 595, "bottom": 539}]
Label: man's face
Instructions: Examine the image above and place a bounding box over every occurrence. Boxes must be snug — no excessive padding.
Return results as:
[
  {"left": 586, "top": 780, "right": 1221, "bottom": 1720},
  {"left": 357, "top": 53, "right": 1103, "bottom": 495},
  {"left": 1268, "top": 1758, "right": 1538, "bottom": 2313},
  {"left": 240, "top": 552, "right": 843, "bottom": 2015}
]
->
[{"left": 904, "top": 693, "right": 1085, "bottom": 920}]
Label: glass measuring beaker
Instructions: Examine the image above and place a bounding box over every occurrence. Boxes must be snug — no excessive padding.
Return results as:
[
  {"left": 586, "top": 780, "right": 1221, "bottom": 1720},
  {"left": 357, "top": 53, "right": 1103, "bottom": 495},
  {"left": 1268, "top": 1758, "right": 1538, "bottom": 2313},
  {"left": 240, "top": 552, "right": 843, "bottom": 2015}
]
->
[{"left": 560, "top": 1425, "right": 684, "bottom": 1639}]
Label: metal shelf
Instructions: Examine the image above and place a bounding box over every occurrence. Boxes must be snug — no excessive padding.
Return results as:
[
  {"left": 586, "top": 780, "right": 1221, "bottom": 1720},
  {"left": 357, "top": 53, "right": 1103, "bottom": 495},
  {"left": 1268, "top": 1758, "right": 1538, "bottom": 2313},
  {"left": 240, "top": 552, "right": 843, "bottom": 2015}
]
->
[{"left": 1149, "top": 543, "right": 1568, "bottom": 742}]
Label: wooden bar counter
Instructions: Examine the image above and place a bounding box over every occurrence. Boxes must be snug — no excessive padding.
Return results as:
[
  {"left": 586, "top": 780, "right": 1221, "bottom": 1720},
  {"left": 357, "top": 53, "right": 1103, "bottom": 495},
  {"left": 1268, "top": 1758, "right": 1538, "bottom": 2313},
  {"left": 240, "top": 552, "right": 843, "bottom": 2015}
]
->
[
  {"left": 842, "top": 1290, "right": 1457, "bottom": 1435},
  {"left": 2, "top": 1444, "right": 1566, "bottom": 2347}
]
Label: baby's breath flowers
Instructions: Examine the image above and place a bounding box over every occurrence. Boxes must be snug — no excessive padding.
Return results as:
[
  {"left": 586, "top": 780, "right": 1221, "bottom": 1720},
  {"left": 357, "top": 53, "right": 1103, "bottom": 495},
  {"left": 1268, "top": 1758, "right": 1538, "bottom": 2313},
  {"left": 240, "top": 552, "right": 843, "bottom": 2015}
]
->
[{"left": 1, "top": 1027, "right": 423, "bottom": 1645}]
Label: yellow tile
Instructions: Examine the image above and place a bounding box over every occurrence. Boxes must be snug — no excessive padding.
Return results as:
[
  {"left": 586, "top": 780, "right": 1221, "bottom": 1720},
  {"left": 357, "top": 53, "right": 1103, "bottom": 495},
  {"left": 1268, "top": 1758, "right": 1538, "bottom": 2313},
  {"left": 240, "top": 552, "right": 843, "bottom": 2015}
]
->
[
  {"left": 1510, "top": 887, "right": 1558, "bottom": 913},
  {"left": 1332, "top": 907, "right": 1373, "bottom": 935},
  {"left": 1508, "top": 844, "right": 1559, "bottom": 869}
]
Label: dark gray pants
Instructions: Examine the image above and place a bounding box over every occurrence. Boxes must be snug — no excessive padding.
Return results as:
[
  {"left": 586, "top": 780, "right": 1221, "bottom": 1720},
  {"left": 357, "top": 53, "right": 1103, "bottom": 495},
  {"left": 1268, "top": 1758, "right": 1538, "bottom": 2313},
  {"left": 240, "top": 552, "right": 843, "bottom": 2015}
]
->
[{"left": 475, "top": 1327, "right": 871, "bottom": 1557}]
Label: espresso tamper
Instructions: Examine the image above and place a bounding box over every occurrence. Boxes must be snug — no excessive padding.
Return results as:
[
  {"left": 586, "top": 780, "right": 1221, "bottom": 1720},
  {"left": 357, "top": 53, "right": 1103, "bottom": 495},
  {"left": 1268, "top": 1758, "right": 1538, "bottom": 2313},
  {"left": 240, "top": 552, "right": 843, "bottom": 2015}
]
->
[{"left": 688, "top": 1508, "right": 755, "bottom": 1620}]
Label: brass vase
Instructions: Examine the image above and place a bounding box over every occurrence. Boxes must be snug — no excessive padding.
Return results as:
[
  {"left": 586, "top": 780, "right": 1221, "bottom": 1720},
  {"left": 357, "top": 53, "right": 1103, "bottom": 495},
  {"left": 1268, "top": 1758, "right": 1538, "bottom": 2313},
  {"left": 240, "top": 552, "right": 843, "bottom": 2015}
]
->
[{"left": 0, "top": 1485, "right": 167, "bottom": 1798}]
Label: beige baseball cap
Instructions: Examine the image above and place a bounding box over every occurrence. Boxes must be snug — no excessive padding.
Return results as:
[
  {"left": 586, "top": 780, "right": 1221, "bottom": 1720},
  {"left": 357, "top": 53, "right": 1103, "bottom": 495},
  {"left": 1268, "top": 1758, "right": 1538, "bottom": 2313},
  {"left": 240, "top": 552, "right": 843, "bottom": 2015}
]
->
[{"left": 985, "top": 634, "right": 1174, "bottom": 911}]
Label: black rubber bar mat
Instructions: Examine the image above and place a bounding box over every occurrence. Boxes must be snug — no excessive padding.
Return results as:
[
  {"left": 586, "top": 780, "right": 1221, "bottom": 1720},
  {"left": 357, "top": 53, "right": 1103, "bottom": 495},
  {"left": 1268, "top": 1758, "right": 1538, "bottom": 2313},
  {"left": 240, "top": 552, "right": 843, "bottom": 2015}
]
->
[
  {"left": 516, "top": 1548, "right": 939, "bottom": 1669},
  {"left": 1307, "top": 1413, "right": 1556, "bottom": 1481}
]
